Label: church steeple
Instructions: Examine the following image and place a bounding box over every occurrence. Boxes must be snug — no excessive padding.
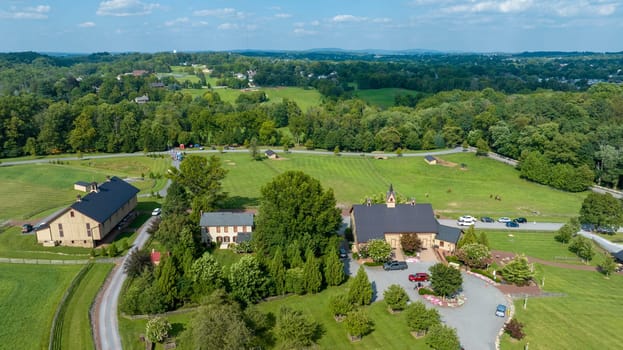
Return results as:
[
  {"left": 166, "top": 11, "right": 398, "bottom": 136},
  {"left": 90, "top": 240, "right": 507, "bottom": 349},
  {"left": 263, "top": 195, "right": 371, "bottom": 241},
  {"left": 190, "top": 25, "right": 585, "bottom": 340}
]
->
[{"left": 386, "top": 184, "right": 396, "bottom": 208}]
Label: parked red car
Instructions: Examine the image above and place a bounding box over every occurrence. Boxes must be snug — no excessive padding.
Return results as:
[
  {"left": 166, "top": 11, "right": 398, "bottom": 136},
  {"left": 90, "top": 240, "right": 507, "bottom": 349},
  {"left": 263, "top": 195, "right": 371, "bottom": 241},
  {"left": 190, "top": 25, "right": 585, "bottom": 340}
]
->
[{"left": 408, "top": 273, "right": 430, "bottom": 282}]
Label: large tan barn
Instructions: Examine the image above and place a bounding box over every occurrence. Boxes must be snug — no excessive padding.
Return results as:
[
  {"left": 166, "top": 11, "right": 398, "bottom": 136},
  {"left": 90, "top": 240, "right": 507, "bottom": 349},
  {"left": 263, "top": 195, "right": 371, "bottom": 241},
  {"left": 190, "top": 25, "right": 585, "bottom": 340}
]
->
[{"left": 36, "top": 176, "right": 139, "bottom": 248}]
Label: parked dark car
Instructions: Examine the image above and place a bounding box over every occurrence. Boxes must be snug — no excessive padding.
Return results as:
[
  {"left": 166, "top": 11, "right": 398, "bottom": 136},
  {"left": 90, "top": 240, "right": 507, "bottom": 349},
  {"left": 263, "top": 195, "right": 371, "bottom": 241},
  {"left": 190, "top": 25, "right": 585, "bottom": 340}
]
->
[
  {"left": 21, "top": 224, "right": 33, "bottom": 233},
  {"left": 514, "top": 217, "right": 527, "bottom": 224},
  {"left": 383, "top": 260, "right": 408, "bottom": 271},
  {"left": 339, "top": 247, "right": 348, "bottom": 259},
  {"left": 408, "top": 272, "right": 430, "bottom": 282},
  {"left": 597, "top": 226, "right": 616, "bottom": 235},
  {"left": 505, "top": 221, "right": 520, "bottom": 228},
  {"left": 480, "top": 216, "right": 494, "bottom": 223},
  {"left": 581, "top": 223, "right": 595, "bottom": 232}
]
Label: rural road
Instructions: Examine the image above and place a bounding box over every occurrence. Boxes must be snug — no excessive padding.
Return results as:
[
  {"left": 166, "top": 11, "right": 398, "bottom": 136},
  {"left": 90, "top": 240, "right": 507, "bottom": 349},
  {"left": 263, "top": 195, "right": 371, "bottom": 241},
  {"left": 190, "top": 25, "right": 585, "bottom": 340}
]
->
[{"left": 97, "top": 217, "right": 155, "bottom": 350}]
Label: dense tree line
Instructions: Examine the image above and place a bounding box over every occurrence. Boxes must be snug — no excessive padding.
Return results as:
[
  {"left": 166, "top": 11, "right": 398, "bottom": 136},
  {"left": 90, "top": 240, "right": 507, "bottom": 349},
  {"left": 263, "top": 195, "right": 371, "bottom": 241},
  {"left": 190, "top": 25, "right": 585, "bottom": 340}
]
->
[{"left": 2, "top": 51, "right": 623, "bottom": 190}]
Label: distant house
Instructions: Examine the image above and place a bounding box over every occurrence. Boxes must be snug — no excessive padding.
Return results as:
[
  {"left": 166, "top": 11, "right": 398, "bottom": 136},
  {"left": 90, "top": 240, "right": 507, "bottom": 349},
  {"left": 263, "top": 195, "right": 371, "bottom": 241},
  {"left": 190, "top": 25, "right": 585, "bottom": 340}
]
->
[
  {"left": 74, "top": 181, "right": 93, "bottom": 192},
  {"left": 350, "top": 185, "right": 461, "bottom": 255},
  {"left": 199, "top": 212, "right": 254, "bottom": 248},
  {"left": 36, "top": 176, "right": 139, "bottom": 248},
  {"left": 132, "top": 70, "right": 149, "bottom": 77},
  {"left": 134, "top": 94, "right": 149, "bottom": 104},
  {"left": 424, "top": 155, "right": 437, "bottom": 165},
  {"left": 264, "top": 149, "right": 278, "bottom": 159}
]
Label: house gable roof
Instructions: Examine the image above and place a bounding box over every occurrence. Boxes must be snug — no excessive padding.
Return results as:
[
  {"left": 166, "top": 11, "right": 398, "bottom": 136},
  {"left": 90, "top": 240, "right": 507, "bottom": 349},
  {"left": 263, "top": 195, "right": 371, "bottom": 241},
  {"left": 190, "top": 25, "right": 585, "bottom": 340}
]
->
[
  {"left": 264, "top": 149, "right": 276, "bottom": 156},
  {"left": 200, "top": 212, "right": 254, "bottom": 227},
  {"left": 424, "top": 155, "right": 436, "bottom": 162},
  {"left": 70, "top": 176, "right": 139, "bottom": 224},
  {"left": 351, "top": 203, "right": 439, "bottom": 242},
  {"left": 436, "top": 225, "right": 462, "bottom": 244}
]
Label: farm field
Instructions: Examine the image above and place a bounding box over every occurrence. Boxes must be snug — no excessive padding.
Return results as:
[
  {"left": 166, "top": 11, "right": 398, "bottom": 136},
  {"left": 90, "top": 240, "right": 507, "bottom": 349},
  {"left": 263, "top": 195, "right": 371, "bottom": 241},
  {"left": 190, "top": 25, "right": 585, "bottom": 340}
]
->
[
  {"left": 0, "top": 263, "right": 82, "bottom": 350},
  {"left": 217, "top": 152, "right": 585, "bottom": 221},
  {"left": 59, "top": 263, "right": 113, "bottom": 350},
  {"left": 182, "top": 86, "right": 322, "bottom": 112},
  {"left": 119, "top": 311, "right": 194, "bottom": 350},
  {"left": 355, "top": 87, "right": 420, "bottom": 109},
  {"left": 0, "top": 226, "right": 91, "bottom": 260},
  {"left": 0, "top": 156, "right": 168, "bottom": 222},
  {"left": 500, "top": 265, "right": 623, "bottom": 350}
]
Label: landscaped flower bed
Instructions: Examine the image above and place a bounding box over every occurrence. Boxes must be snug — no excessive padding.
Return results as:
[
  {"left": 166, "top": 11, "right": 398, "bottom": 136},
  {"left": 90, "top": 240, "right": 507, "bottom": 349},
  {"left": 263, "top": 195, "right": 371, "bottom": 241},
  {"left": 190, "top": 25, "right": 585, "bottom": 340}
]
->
[{"left": 421, "top": 294, "right": 466, "bottom": 308}]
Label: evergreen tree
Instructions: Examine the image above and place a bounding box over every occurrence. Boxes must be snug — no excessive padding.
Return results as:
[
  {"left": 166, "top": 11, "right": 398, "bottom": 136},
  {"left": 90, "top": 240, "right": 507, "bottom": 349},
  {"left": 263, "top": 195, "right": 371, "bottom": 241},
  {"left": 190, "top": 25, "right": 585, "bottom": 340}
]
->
[
  {"left": 383, "top": 284, "right": 410, "bottom": 311},
  {"left": 426, "top": 324, "right": 461, "bottom": 350},
  {"left": 161, "top": 180, "right": 189, "bottom": 216},
  {"left": 157, "top": 256, "right": 180, "bottom": 309},
  {"left": 404, "top": 301, "right": 441, "bottom": 335},
  {"left": 286, "top": 240, "right": 304, "bottom": 268},
  {"left": 269, "top": 246, "right": 287, "bottom": 295},
  {"left": 324, "top": 247, "right": 345, "bottom": 286},
  {"left": 348, "top": 266, "right": 373, "bottom": 306},
  {"left": 598, "top": 253, "right": 617, "bottom": 277},
  {"left": 276, "top": 306, "right": 319, "bottom": 349},
  {"left": 501, "top": 254, "right": 534, "bottom": 285},
  {"left": 303, "top": 248, "right": 323, "bottom": 294},
  {"left": 344, "top": 308, "right": 373, "bottom": 341},
  {"left": 457, "top": 226, "right": 478, "bottom": 248},
  {"left": 478, "top": 232, "right": 490, "bottom": 248},
  {"left": 329, "top": 294, "right": 353, "bottom": 320}
]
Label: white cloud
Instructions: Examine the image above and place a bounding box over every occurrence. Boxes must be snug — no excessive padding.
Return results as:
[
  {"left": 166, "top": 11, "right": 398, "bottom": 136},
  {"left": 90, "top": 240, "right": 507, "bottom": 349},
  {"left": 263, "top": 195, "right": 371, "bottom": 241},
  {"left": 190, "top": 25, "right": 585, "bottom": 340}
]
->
[
  {"left": 78, "top": 21, "right": 96, "bottom": 27},
  {"left": 193, "top": 8, "right": 237, "bottom": 17},
  {"left": 310, "top": 20, "right": 320, "bottom": 26},
  {"left": 444, "top": 0, "right": 534, "bottom": 14},
  {"left": 217, "top": 22, "right": 238, "bottom": 30},
  {"left": 275, "top": 13, "right": 291, "bottom": 19},
  {"left": 552, "top": 1, "right": 617, "bottom": 17},
  {"left": 165, "top": 17, "right": 189, "bottom": 27},
  {"left": 0, "top": 4, "right": 50, "bottom": 19},
  {"left": 372, "top": 17, "right": 392, "bottom": 23},
  {"left": 97, "top": 0, "right": 159, "bottom": 17},
  {"left": 294, "top": 28, "right": 317, "bottom": 36},
  {"left": 332, "top": 14, "right": 367, "bottom": 23}
]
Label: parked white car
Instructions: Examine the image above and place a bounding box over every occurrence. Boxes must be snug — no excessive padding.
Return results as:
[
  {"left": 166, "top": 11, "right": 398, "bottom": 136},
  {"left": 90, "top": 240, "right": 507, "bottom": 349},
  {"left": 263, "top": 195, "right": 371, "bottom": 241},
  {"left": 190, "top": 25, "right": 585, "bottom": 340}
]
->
[
  {"left": 498, "top": 217, "right": 512, "bottom": 223},
  {"left": 458, "top": 215, "right": 476, "bottom": 226},
  {"left": 151, "top": 208, "right": 161, "bottom": 216}
]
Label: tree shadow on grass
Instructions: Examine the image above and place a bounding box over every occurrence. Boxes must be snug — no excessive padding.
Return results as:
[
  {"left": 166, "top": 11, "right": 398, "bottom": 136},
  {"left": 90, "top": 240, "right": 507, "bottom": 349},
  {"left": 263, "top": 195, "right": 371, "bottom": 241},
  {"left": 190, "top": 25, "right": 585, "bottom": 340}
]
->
[
  {"left": 169, "top": 322, "right": 186, "bottom": 338},
  {"left": 221, "top": 196, "right": 259, "bottom": 209}
]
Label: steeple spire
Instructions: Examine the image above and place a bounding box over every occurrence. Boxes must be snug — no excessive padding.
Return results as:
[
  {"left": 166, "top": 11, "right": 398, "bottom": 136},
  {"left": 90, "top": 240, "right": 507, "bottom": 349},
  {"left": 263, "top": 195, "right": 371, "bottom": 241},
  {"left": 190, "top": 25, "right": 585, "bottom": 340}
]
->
[{"left": 386, "top": 184, "right": 396, "bottom": 208}]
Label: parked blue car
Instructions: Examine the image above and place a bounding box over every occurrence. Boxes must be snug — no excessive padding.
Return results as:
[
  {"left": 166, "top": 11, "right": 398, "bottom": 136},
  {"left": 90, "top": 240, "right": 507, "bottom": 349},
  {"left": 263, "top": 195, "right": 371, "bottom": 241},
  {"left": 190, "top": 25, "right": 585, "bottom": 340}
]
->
[
  {"left": 505, "top": 221, "right": 519, "bottom": 228},
  {"left": 496, "top": 304, "right": 507, "bottom": 317}
]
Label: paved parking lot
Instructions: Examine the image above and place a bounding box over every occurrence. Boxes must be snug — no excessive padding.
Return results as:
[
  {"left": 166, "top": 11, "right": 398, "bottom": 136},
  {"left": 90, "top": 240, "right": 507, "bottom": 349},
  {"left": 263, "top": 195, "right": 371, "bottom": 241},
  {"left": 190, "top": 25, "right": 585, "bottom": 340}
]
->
[{"left": 347, "top": 257, "right": 507, "bottom": 350}]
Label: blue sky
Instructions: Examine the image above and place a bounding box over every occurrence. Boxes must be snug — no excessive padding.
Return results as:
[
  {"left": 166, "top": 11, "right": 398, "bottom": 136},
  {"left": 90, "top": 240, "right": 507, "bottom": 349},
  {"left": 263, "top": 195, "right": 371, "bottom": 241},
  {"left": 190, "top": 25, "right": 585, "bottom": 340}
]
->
[{"left": 1, "top": 0, "right": 621, "bottom": 53}]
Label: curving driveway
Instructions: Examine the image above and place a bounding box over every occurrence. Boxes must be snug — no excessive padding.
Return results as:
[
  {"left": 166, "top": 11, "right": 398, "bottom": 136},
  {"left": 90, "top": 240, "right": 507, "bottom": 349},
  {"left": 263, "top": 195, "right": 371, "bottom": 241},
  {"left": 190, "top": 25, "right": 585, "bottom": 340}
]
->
[{"left": 347, "top": 258, "right": 507, "bottom": 350}]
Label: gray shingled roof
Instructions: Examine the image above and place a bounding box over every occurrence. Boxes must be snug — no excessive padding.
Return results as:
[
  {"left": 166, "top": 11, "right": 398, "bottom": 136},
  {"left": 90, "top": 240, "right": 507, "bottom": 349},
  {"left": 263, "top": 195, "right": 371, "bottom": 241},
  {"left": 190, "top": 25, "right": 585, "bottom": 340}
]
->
[
  {"left": 200, "top": 212, "right": 254, "bottom": 227},
  {"left": 351, "top": 203, "right": 439, "bottom": 242},
  {"left": 436, "top": 224, "right": 462, "bottom": 244},
  {"left": 70, "top": 177, "right": 139, "bottom": 224}
]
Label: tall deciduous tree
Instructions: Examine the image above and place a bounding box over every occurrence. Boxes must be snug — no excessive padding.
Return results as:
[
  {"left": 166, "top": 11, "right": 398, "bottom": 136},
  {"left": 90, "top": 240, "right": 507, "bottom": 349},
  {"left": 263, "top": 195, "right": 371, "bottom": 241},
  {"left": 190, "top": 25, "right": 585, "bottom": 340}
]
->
[
  {"left": 579, "top": 192, "right": 623, "bottom": 229},
  {"left": 366, "top": 239, "right": 392, "bottom": 262},
  {"left": 68, "top": 112, "right": 97, "bottom": 152},
  {"left": 145, "top": 316, "right": 171, "bottom": 344},
  {"left": 599, "top": 253, "right": 617, "bottom": 277},
  {"left": 254, "top": 171, "right": 341, "bottom": 258},
  {"left": 568, "top": 236, "right": 595, "bottom": 262},
  {"left": 190, "top": 252, "right": 223, "bottom": 296},
  {"left": 456, "top": 243, "right": 492, "bottom": 269},
  {"left": 429, "top": 263, "right": 463, "bottom": 298},
  {"left": 124, "top": 248, "right": 153, "bottom": 278},
  {"left": 161, "top": 180, "right": 189, "bottom": 216},
  {"left": 228, "top": 255, "right": 269, "bottom": 304},
  {"left": 348, "top": 266, "right": 373, "bottom": 306},
  {"left": 167, "top": 155, "right": 227, "bottom": 220},
  {"left": 401, "top": 234, "right": 423, "bottom": 255},
  {"left": 404, "top": 301, "right": 441, "bottom": 335}
]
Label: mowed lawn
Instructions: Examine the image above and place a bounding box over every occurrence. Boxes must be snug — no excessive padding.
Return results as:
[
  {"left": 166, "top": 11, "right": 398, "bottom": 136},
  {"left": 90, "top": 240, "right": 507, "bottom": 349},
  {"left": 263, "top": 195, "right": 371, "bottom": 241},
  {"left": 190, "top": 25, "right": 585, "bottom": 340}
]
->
[
  {"left": 0, "top": 156, "right": 168, "bottom": 222},
  {"left": 487, "top": 230, "right": 602, "bottom": 266},
  {"left": 60, "top": 264, "right": 113, "bottom": 350},
  {"left": 355, "top": 88, "right": 421, "bottom": 109},
  {"left": 0, "top": 227, "right": 91, "bottom": 260},
  {"left": 0, "top": 263, "right": 82, "bottom": 350},
  {"left": 119, "top": 312, "right": 193, "bottom": 350},
  {"left": 218, "top": 152, "right": 585, "bottom": 221},
  {"left": 500, "top": 265, "right": 623, "bottom": 350},
  {"left": 255, "top": 281, "right": 430, "bottom": 349}
]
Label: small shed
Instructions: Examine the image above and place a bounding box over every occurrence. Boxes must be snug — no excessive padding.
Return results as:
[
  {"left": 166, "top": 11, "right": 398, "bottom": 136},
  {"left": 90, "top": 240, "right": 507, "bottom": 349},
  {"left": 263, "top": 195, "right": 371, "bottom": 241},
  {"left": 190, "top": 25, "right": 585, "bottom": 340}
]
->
[
  {"left": 424, "top": 155, "right": 437, "bottom": 165},
  {"left": 74, "top": 181, "right": 93, "bottom": 192},
  {"left": 264, "top": 149, "right": 278, "bottom": 159}
]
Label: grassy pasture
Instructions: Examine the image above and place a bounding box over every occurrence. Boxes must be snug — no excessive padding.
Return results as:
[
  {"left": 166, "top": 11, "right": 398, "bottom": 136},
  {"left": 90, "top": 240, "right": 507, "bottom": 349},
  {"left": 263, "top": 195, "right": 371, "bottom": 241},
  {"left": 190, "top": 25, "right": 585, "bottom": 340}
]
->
[
  {"left": 157, "top": 66, "right": 201, "bottom": 84},
  {"left": 182, "top": 86, "right": 322, "bottom": 112},
  {"left": 0, "top": 226, "right": 90, "bottom": 259},
  {"left": 59, "top": 263, "right": 113, "bottom": 350},
  {"left": 355, "top": 87, "right": 420, "bottom": 109},
  {"left": 217, "top": 152, "right": 585, "bottom": 221},
  {"left": 0, "top": 156, "right": 168, "bottom": 221},
  {"left": 500, "top": 265, "right": 623, "bottom": 350},
  {"left": 119, "top": 312, "right": 193, "bottom": 350},
  {"left": 0, "top": 263, "right": 82, "bottom": 350}
]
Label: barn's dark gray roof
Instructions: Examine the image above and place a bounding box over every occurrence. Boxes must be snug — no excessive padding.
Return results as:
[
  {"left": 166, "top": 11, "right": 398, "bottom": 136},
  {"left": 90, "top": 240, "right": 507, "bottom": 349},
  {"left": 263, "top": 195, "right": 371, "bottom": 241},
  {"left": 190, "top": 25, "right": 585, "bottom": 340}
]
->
[
  {"left": 70, "top": 177, "right": 139, "bottom": 223},
  {"left": 351, "top": 203, "right": 439, "bottom": 242},
  {"left": 200, "top": 212, "right": 254, "bottom": 227},
  {"left": 436, "top": 225, "right": 462, "bottom": 244}
]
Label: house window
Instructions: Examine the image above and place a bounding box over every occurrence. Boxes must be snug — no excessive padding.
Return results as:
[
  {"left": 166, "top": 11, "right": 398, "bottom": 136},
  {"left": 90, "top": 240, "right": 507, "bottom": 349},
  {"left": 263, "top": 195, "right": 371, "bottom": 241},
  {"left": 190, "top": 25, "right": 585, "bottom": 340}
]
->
[
  {"left": 440, "top": 241, "right": 445, "bottom": 247},
  {"left": 216, "top": 236, "right": 223, "bottom": 243},
  {"left": 234, "top": 226, "right": 238, "bottom": 233},
  {"left": 216, "top": 226, "right": 221, "bottom": 233},
  {"left": 242, "top": 226, "right": 246, "bottom": 233},
  {"left": 233, "top": 236, "right": 237, "bottom": 243},
  {"left": 86, "top": 223, "right": 91, "bottom": 237},
  {"left": 224, "top": 236, "right": 230, "bottom": 243},
  {"left": 58, "top": 223, "right": 64, "bottom": 238},
  {"left": 70, "top": 211, "right": 75, "bottom": 218}
]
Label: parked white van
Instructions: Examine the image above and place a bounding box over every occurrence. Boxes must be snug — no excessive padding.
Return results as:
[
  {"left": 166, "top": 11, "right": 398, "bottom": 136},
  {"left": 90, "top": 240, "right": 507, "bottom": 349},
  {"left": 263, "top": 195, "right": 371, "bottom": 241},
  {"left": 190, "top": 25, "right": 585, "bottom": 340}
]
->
[{"left": 457, "top": 215, "right": 476, "bottom": 226}]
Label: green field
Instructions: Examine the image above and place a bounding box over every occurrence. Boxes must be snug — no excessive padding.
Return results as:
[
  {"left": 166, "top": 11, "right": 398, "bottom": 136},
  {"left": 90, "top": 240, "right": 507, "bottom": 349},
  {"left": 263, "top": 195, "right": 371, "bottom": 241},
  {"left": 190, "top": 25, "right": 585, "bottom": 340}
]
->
[
  {"left": 217, "top": 152, "right": 585, "bottom": 221},
  {"left": 182, "top": 86, "right": 322, "bottom": 112},
  {"left": 487, "top": 231, "right": 603, "bottom": 266},
  {"left": 0, "top": 226, "right": 91, "bottom": 260},
  {"left": 157, "top": 66, "right": 201, "bottom": 84},
  {"left": 59, "top": 264, "right": 113, "bottom": 350},
  {"left": 500, "top": 265, "right": 623, "bottom": 350},
  {"left": 355, "top": 88, "right": 420, "bottom": 109},
  {"left": 0, "top": 263, "right": 82, "bottom": 350},
  {"left": 120, "top": 311, "right": 194, "bottom": 350},
  {"left": 0, "top": 156, "right": 168, "bottom": 221}
]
